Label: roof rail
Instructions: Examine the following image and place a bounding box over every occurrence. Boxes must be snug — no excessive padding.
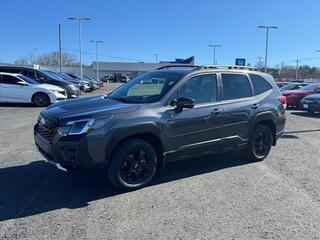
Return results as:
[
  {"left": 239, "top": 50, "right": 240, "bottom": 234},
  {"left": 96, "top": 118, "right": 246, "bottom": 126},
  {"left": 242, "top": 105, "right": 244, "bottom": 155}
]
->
[
  {"left": 156, "top": 64, "right": 198, "bottom": 70},
  {"left": 196, "top": 65, "right": 258, "bottom": 71}
]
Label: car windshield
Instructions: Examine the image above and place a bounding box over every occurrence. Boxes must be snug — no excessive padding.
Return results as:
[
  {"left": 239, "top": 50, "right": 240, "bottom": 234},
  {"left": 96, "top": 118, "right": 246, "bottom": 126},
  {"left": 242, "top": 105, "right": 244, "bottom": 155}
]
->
[
  {"left": 300, "top": 84, "right": 318, "bottom": 91},
  {"left": 40, "top": 70, "right": 63, "bottom": 81},
  {"left": 280, "top": 83, "right": 305, "bottom": 91},
  {"left": 19, "top": 75, "right": 38, "bottom": 84},
  {"left": 109, "top": 71, "right": 184, "bottom": 103}
]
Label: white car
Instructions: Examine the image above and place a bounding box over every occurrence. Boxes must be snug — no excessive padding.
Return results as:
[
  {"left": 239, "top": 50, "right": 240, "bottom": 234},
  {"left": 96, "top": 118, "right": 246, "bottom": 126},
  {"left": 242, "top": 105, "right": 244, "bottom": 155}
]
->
[{"left": 0, "top": 72, "right": 67, "bottom": 106}]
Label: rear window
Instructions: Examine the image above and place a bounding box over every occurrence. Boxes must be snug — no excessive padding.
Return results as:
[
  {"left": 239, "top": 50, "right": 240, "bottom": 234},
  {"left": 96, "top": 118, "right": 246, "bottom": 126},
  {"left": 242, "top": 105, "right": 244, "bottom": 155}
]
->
[
  {"left": 249, "top": 74, "right": 272, "bottom": 95},
  {"left": 222, "top": 74, "right": 252, "bottom": 100}
]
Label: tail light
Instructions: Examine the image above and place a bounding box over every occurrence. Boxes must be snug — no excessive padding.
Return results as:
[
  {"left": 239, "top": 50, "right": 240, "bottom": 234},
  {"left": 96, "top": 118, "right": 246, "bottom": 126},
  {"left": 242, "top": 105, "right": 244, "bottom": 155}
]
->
[{"left": 279, "top": 95, "right": 287, "bottom": 110}]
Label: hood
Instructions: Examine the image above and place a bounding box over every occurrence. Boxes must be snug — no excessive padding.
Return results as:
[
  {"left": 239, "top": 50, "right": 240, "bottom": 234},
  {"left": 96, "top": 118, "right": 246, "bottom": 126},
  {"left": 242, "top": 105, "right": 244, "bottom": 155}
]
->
[
  {"left": 303, "top": 94, "right": 320, "bottom": 100},
  {"left": 44, "top": 95, "right": 140, "bottom": 120},
  {"left": 35, "top": 83, "right": 65, "bottom": 91},
  {"left": 282, "top": 89, "right": 312, "bottom": 95}
]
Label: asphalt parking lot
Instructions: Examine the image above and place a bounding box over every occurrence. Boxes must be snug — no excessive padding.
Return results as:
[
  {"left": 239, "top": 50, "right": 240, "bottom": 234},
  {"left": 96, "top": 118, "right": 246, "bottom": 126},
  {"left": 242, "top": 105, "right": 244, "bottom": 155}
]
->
[{"left": 1, "top": 85, "right": 320, "bottom": 240}]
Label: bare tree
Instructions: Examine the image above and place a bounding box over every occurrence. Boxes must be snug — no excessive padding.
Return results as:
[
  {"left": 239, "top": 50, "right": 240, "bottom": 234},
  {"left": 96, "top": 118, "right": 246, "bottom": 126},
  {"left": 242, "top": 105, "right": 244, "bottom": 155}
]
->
[
  {"left": 36, "top": 51, "right": 78, "bottom": 66},
  {"left": 14, "top": 57, "right": 29, "bottom": 65}
]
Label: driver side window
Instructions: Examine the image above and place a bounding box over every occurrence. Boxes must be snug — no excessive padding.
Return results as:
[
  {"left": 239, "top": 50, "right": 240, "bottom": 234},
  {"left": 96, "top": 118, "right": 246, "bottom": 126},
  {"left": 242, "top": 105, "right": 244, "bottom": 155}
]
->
[{"left": 178, "top": 74, "right": 217, "bottom": 104}]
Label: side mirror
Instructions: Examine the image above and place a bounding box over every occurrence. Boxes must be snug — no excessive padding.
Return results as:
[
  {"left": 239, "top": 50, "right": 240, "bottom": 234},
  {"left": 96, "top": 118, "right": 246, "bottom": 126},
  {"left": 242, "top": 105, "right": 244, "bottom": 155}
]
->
[
  {"left": 171, "top": 97, "right": 195, "bottom": 112},
  {"left": 17, "top": 81, "right": 28, "bottom": 86}
]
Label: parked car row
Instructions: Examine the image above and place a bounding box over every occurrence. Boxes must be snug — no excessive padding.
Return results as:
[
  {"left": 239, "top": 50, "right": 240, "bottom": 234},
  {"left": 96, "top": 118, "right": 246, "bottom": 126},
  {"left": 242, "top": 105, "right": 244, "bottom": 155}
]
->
[
  {"left": 0, "top": 66, "right": 104, "bottom": 107},
  {"left": 101, "top": 74, "right": 130, "bottom": 83},
  {"left": 276, "top": 81, "right": 320, "bottom": 113}
]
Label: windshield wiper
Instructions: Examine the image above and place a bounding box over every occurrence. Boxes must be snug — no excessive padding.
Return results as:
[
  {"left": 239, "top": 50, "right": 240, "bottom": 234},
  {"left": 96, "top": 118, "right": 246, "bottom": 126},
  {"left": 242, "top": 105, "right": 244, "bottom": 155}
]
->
[{"left": 110, "top": 96, "right": 135, "bottom": 103}]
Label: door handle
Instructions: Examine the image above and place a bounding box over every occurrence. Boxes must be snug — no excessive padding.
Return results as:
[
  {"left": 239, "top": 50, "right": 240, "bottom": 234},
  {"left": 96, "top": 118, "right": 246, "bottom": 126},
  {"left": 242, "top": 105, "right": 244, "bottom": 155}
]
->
[
  {"left": 213, "top": 108, "right": 222, "bottom": 115},
  {"left": 251, "top": 103, "right": 260, "bottom": 109}
]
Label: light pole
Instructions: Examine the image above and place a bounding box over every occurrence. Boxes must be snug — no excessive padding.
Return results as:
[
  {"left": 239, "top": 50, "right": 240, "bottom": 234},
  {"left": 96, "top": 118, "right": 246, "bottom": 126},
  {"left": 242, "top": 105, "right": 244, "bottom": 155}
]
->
[
  {"left": 153, "top": 53, "right": 159, "bottom": 63},
  {"left": 208, "top": 44, "right": 221, "bottom": 65},
  {"left": 32, "top": 48, "right": 38, "bottom": 65},
  {"left": 257, "top": 56, "right": 263, "bottom": 71},
  {"left": 258, "top": 25, "right": 278, "bottom": 73},
  {"left": 294, "top": 59, "right": 300, "bottom": 80},
  {"left": 68, "top": 16, "right": 91, "bottom": 78},
  {"left": 90, "top": 40, "right": 104, "bottom": 81}
]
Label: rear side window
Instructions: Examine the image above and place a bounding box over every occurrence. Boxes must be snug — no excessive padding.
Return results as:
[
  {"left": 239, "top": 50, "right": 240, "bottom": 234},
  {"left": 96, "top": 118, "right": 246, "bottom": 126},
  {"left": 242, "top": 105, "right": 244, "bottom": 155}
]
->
[
  {"left": 249, "top": 74, "right": 272, "bottom": 95},
  {"left": 1, "top": 75, "right": 20, "bottom": 84},
  {"left": 221, "top": 74, "right": 252, "bottom": 100}
]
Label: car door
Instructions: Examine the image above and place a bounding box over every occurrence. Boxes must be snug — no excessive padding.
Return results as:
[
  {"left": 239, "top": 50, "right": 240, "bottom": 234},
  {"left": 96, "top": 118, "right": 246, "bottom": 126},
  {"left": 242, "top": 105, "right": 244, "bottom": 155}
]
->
[
  {"left": 0, "top": 74, "right": 30, "bottom": 102},
  {"left": 163, "top": 73, "right": 223, "bottom": 157},
  {"left": 219, "top": 73, "right": 256, "bottom": 148}
]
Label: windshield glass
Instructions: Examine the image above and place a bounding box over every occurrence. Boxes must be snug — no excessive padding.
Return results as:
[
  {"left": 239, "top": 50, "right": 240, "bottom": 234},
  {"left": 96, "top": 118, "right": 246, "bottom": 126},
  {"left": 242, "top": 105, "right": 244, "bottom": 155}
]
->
[
  {"left": 300, "top": 84, "right": 318, "bottom": 91},
  {"left": 280, "top": 83, "right": 303, "bottom": 91},
  {"left": 40, "top": 70, "right": 63, "bottom": 81},
  {"left": 110, "top": 71, "right": 183, "bottom": 103},
  {"left": 19, "top": 75, "right": 38, "bottom": 84}
]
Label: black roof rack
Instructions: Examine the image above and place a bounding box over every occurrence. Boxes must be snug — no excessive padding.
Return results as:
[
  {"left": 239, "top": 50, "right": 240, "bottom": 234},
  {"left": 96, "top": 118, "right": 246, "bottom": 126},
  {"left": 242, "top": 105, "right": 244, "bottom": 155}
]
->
[
  {"left": 156, "top": 64, "right": 198, "bottom": 70},
  {"left": 195, "top": 65, "right": 258, "bottom": 71}
]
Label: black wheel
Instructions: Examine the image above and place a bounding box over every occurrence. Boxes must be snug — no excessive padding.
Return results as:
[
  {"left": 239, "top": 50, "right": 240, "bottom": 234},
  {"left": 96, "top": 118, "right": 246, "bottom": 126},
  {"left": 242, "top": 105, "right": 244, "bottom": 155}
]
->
[
  {"left": 245, "top": 124, "right": 273, "bottom": 162},
  {"left": 33, "top": 92, "right": 50, "bottom": 107},
  {"left": 308, "top": 109, "right": 315, "bottom": 113},
  {"left": 108, "top": 139, "right": 158, "bottom": 190}
]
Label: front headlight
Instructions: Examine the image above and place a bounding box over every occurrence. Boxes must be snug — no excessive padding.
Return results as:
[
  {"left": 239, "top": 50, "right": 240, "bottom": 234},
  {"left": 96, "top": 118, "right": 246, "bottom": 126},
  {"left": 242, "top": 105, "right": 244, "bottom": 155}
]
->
[
  {"left": 69, "top": 84, "right": 78, "bottom": 90},
  {"left": 66, "top": 116, "right": 113, "bottom": 135},
  {"left": 50, "top": 89, "right": 64, "bottom": 95}
]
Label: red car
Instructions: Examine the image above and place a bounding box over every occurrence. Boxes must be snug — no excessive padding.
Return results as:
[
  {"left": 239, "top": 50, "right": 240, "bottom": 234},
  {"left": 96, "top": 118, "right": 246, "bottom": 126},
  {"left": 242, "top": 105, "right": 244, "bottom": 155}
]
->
[{"left": 282, "top": 83, "right": 320, "bottom": 107}]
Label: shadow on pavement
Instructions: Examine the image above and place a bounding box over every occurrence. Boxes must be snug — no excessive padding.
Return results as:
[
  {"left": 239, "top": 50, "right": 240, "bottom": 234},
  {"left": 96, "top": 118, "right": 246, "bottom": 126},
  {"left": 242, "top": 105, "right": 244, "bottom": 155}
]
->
[
  {"left": 0, "top": 152, "right": 249, "bottom": 221},
  {"left": 0, "top": 103, "right": 38, "bottom": 108},
  {"left": 290, "top": 111, "right": 320, "bottom": 119}
]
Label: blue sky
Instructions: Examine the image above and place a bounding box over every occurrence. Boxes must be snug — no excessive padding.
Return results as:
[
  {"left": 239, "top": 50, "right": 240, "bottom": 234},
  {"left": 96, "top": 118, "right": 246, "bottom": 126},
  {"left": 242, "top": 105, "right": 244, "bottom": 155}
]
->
[{"left": 0, "top": 0, "right": 320, "bottom": 67}]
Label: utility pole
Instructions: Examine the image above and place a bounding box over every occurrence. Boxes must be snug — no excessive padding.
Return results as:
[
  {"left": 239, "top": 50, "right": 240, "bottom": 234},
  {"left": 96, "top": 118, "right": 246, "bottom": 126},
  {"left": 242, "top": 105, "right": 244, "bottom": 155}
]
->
[
  {"left": 58, "top": 24, "right": 62, "bottom": 73},
  {"left": 90, "top": 40, "right": 104, "bottom": 81},
  {"left": 208, "top": 44, "right": 222, "bottom": 65},
  {"left": 153, "top": 53, "right": 159, "bottom": 63},
  {"left": 32, "top": 48, "right": 38, "bottom": 65},
  {"left": 258, "top": 25, "right": 278, "bottom": 73},
  {"left": 294, "top": 59, "right": 300, "bottom": 80},
  {"left": 68, "top": 17, "right": 91, "bottom": 78},
  {"left": 257, "top": 56, "right": 263, "bottom": 71}
]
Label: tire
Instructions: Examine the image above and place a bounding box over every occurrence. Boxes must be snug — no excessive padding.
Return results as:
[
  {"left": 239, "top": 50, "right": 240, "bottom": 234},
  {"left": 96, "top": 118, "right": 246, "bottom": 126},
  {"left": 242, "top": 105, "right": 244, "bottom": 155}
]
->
[
  {"left": 245, "top": 124, "right": 273, "bottom": 162},
  {"left": 33, "top": 92, "right": 50, "bottom": 107},
  {"left": 308, "top": 109, "right": 315, "bottom": 113},
  {"left": 107, "top": 139, "right": 158, "bottom": 190}
]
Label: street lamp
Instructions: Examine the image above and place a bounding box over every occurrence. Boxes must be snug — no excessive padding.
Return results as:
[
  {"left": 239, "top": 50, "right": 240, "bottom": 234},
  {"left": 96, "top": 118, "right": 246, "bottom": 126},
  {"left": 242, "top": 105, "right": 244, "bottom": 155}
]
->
[
  {"left": 90, "top": 40, "right": 104, "bottom": 81},
  {"left": 258, "top": 25, "right": 278, "bottom": 73},
  {"left": 208, "top": 44, "right": 222, "bottom": 65},
  {"left": 68, "top": 16, "right": 91, "bottom": 78},
  {"left": 153, "top": 53, "right": 159, "bottom": 63},
  {"left": 32, "top": 48, "right": 38, "bottom": 65}
]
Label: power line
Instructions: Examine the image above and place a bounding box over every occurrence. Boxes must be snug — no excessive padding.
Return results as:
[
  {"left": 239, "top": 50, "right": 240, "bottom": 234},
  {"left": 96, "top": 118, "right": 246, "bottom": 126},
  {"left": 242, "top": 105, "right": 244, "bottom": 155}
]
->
[{"left": 62, "top": 48, "right": 145, "bottom": 62}]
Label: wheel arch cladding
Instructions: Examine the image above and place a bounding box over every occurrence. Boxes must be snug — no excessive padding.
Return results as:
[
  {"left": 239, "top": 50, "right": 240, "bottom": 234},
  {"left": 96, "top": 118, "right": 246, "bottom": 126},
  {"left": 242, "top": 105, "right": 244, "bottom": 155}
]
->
[{"left": 107, "top": 125, "right": 167, "bottom": 169}]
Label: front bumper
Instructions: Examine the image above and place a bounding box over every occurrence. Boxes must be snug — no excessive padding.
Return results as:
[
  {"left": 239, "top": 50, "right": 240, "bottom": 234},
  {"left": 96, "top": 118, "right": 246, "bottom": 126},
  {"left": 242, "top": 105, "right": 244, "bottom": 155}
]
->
[
  {"left": 301, "top": 101, "right": 320, "bottom": 112},
  {"left": 34, "top": 125, "right": 112, "bottom": 169},
  {"left": 66, "top": 88, "right": 80, "bottom": 98}
]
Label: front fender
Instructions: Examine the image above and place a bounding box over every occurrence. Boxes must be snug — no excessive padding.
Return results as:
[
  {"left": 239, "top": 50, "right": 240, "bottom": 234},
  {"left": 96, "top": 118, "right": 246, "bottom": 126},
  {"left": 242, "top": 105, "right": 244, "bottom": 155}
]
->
[{"left": 105, "top": 122, "right": 167, "bottom": 162}]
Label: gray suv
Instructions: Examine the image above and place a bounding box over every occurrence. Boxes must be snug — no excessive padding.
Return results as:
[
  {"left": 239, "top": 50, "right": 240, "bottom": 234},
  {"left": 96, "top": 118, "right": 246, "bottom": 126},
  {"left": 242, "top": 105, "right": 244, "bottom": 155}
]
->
[{"left": 34, "top": 65, "right": 286, "bottom": 190}]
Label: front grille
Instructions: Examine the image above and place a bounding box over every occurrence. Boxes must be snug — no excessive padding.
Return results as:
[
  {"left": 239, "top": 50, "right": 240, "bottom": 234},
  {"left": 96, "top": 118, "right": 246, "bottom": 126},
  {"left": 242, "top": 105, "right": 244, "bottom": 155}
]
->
[{"left": 35, "top": 113, "right": 58, "bottom": 142}]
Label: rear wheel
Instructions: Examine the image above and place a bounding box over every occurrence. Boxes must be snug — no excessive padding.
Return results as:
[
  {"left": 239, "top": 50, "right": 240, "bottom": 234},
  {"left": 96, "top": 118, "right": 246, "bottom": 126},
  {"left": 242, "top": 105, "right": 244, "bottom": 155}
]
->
[
  {"left": 108, "top": 139, "right": 158, "bottom": 190},
  {"left": 33, "top": 92, "right": 50, "bottom": 107},
  {"left": 245, "top": 124, "right": 273, "bottom": 162}
]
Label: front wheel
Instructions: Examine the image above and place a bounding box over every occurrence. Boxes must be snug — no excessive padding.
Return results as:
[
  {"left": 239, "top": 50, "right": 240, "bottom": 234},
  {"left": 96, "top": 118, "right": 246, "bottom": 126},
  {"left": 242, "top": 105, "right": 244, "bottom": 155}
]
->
[
  {"left": 245, "top": 124, "right": 273, "bottom": 162},
  {"left": 108, "top": 139, "right": 158, "bottom": 190},
  {"left": 33, "top": 92, "right": 50, "bottom": 107}
]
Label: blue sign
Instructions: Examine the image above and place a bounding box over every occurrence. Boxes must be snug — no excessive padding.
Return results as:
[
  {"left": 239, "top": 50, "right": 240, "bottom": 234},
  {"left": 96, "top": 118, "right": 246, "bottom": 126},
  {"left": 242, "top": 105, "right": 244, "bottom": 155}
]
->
[{"left": 235, "top": 58, "right": 246, "bottom": 66}]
